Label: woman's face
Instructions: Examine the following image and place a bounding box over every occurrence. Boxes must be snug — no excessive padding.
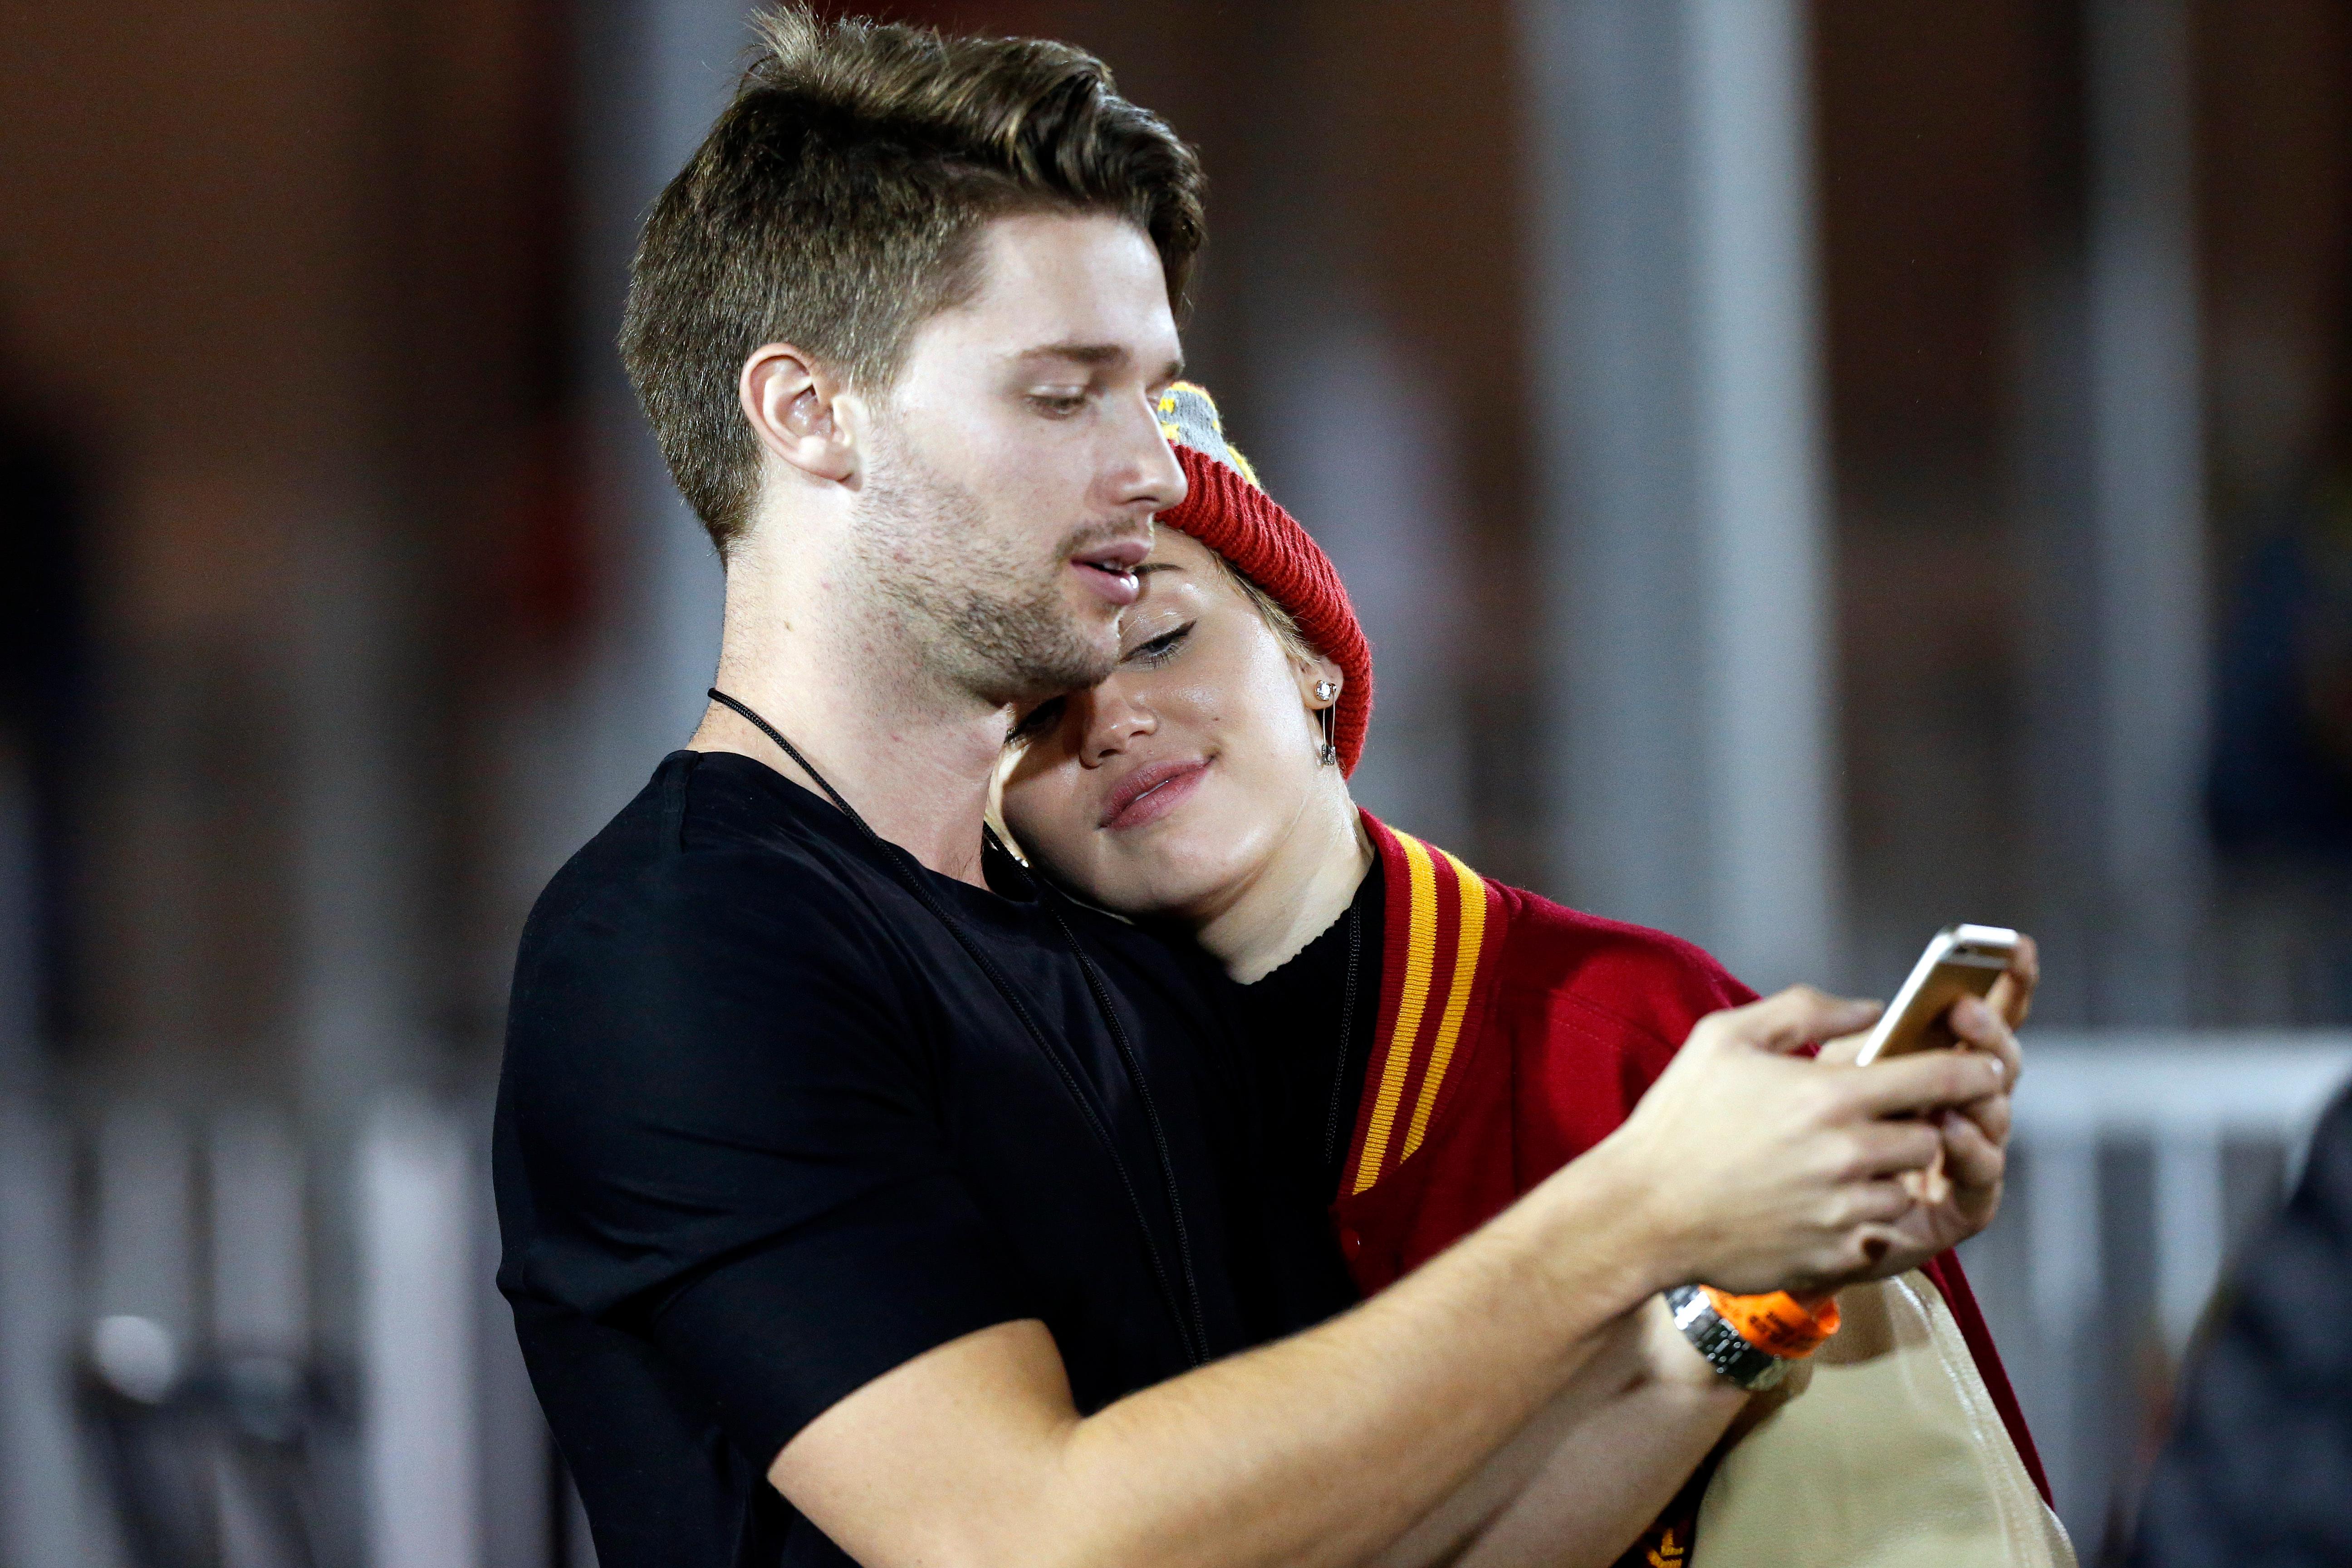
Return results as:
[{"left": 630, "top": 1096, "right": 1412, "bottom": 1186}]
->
[{"left": 998, "top": 528, "right": 1339, "bottom": 921}]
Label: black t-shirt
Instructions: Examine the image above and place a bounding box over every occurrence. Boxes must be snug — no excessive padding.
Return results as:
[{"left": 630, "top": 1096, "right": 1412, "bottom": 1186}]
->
[{"left": 495, "top": 752, "right": 1348, "bottom": 1567}]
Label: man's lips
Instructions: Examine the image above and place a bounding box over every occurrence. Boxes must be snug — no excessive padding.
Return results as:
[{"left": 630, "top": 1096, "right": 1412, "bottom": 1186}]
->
[
  {"left": 1070, "top": 537, "right": 1150, "bottom": 607},
  {"left": 1098, "top": 757, "right": 1210, "bottom": 831}
]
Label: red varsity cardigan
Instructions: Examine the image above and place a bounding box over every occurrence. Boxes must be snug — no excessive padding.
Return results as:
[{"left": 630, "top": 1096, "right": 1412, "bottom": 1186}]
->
[{"left": 1328, "top": 813, "right": 2049, "bottom": 1556}]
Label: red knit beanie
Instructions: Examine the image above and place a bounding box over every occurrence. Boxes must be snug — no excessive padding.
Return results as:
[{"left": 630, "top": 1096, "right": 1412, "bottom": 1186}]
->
[{"left": 1153, "top": 383, "right": 1374, "bottom": 776}]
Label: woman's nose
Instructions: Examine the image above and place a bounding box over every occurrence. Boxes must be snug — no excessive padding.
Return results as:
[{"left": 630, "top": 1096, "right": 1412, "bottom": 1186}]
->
[{"left": 1082, "top": 688, "right": 1156, "bottom": 765}]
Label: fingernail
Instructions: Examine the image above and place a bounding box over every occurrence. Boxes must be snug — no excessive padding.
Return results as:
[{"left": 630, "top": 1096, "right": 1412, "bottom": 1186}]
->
[{"left": 1984, "top": 1056, "right": 2005, "bottom": 1084}]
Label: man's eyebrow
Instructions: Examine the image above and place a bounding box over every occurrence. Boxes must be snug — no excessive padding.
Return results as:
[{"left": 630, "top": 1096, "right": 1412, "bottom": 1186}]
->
[
  {"left": 1012, "top": 344, "right": 1188, "bottom": 383},
  {"left": 1016, "top": 342, "right": 1127, "bottom": 367}
]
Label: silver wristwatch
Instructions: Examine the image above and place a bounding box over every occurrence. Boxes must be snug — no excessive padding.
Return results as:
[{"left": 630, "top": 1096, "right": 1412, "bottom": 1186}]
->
[{"left": 1665, "top": 1284, "right": 1792, "bottom": 1391}]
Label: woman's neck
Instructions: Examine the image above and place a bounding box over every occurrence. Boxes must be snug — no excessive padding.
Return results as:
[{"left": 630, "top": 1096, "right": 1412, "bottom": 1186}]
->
[{"left": 1195, "top": 782, "right": 1375, "bottom": 984}]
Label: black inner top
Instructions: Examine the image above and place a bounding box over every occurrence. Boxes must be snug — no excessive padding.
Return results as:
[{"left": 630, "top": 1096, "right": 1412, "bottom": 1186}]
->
[
  {"left": 1235, "top": 854, "right": 1386, "bottom": 1210},
  {"left": 495, "top": 752, "right": 1359, "bottom": 1568}
]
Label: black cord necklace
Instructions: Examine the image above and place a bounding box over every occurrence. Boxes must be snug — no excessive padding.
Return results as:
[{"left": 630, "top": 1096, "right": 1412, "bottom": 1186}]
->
[{"left": 706, "top": 688, "right": 1212, "bottom": 1367}]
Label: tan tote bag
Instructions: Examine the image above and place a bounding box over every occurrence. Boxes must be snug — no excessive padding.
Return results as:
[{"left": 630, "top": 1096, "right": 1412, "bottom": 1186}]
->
[{"left": 1689, "top": 1271, "right": 2076, "bottom": 1568}]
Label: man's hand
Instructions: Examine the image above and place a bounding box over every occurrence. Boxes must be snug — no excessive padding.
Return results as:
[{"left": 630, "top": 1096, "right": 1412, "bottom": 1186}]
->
[{"left": 1593, "top": 986, "right": 2009, "bottom": 1298}]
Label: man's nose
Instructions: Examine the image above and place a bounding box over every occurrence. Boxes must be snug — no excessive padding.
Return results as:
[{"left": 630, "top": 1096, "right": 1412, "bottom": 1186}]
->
[{"left": 1111, "top": 395, "right": 1188, "bottom": 516}]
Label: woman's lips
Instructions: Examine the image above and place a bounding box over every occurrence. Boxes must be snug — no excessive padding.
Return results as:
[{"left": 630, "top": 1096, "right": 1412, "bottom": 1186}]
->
[{"left": 1098, "top": 758, "right": 1210, "bottom": 831}]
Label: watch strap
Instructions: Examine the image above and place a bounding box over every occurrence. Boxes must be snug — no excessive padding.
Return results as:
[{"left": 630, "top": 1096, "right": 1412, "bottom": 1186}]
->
[{"left": 1666, "top": 1284, "right": 1793, "bottom": 1391}]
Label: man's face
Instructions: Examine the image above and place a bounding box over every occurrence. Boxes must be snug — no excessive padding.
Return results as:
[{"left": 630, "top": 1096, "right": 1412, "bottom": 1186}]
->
[{"left": 852, "top": 211, "right": 1189, "bottom": 706}]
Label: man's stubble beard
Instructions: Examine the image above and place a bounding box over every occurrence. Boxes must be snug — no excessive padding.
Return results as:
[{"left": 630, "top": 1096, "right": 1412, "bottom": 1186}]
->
[{"left": 851, "top": 436, "right": 1123, "bottom": 707}]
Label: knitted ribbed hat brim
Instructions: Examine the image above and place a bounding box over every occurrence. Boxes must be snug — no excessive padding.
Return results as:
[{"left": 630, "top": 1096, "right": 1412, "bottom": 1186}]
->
[{"left": 1156, "top": 438, "right": 1374, "bottom": 777}]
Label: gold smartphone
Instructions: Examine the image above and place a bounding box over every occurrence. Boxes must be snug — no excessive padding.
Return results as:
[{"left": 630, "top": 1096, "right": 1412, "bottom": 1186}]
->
[{"left": 1852, "top": 924, "right": 2018, "bottom": 1065}]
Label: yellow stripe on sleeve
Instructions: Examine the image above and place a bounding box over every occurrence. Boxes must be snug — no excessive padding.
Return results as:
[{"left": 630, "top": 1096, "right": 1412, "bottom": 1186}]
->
[
  {"left": 1352, "top": 832, "right": 1440, "bottom": 1194},
  {"left": 1401, "top": 850, "right": 1488, "bottom": 1161}
]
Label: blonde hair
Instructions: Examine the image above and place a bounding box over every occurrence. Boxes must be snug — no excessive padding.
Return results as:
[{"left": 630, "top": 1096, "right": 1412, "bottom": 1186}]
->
[{"left": 1212, "top": 554, "right": 1324, "bottom": 670}]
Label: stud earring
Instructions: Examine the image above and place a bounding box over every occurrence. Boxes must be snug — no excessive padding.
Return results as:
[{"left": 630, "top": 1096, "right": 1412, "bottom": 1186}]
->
[{"left": 1313, "top": 679, "right": 1339, "bottom": 703}]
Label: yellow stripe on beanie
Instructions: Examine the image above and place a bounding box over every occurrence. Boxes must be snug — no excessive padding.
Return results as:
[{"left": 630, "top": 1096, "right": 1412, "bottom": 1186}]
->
[{"left": 1157, "top": 382, "right": 1262, "bottom": 489}]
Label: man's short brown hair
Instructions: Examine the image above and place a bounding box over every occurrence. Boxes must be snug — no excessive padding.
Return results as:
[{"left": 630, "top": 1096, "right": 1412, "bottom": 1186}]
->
[{"left": 619, "top": 5, "right": 1207, "bottom": 555}]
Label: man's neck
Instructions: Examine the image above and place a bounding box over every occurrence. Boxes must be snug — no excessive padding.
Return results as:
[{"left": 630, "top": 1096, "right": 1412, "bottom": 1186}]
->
[
  {"left": 1193, "top": 785, "right": 1374, "bottom": 984},
  {"left": 688, "top": 560, "right": 1009, "bottom": 888}
]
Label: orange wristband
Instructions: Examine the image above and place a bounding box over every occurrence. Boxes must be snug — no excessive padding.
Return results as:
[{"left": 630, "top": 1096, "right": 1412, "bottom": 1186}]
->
[{"left": 1698, "top": 1286, "right": 1842, "bottom": 1359}]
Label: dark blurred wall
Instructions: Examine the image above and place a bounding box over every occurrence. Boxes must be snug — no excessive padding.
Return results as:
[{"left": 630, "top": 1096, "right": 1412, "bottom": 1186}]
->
[
  {"left": 0, "top": 335, "right": 94, "bottom": 1059},
  {"left": 2198, "top": 0, "right": 2352, "bottom": 1010},
  {"left": 10, "top": 0, "right": 2349, "bottom": 1099},
  {"left": 1815, "top": 0, "right": 2352, "bottom": 1022},
  {"left": 0, "top": 0, "right": 574, "bottom": 1092},
  {"left": 1813, "top": 0, "right": 2043, "bottom": 994}
]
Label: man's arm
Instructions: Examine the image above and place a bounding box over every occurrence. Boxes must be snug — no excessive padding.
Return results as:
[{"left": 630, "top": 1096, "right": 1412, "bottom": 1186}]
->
[{"left": 770, "top": 987, "right": 2009, "bottom": 1568}]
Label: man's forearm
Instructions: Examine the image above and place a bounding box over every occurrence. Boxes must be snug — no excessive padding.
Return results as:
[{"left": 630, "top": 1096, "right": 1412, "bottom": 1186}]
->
[
  {"left": 1056, "top": 1161, "right": 1666, "bottom": 1568},
  {"left": 781, "top": 1142, "right": 1674, "bottom": 1568}
]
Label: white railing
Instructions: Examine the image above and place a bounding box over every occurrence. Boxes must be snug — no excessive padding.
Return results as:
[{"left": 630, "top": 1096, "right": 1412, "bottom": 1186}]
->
[
  {"left": 2015, "top": 1034, "right": 2352, "bottom": 1349},
  {"left": 362, "top": 1101, "right": 487, "bottom": 1568},
  {"left": 0, "top": 1091, "right": 550, "bottom": 1568},
  {"left": 1976, "top": 1032, "right": 2352, "bottom": 1552}
]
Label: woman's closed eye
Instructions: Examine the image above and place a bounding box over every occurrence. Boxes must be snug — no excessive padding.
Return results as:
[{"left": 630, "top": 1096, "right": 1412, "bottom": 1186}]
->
[{"left": 1122, "top": 621, "right": 1195, "bottom": 668}]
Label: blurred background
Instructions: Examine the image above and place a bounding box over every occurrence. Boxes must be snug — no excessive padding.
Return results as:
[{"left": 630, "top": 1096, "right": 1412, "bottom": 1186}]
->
[{"left": 3, "top": 0, "right": 2350, "bottom": 1562}]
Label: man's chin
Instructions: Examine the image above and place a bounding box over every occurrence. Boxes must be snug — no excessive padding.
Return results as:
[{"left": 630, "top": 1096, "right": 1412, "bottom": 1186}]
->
[
  {"left": 990, "top": 644, "right": 1117, "bottom": 708},
  {"left": 1002, "top": 603, "right": 1122, "bottom": 697},
  {"left": 964, "top": 625, "right": 1129, "bottom": 705},
  {"left": 941, "top": 590, "right": 1118, "bottom": 706}
]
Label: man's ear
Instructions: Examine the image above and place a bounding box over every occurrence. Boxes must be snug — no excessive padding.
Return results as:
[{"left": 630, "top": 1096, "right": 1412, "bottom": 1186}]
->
[{"left": 740, "top": 343, "right": 859, "bottom": 483}]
